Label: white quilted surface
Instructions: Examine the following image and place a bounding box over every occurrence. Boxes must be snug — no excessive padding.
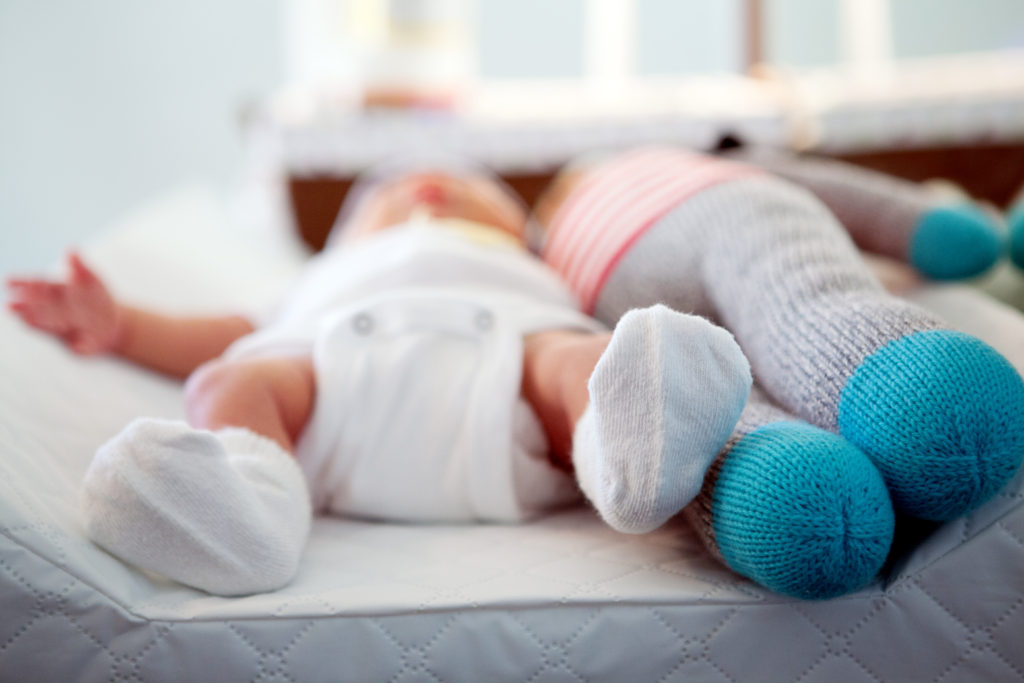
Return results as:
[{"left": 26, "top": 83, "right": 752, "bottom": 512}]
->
[{"left": 2, "top": 187, "right": 1023, "bottom": 681}]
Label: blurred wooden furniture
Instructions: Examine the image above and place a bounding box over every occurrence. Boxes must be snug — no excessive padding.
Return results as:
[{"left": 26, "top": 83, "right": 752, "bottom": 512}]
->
[{"left": 287, "top": 142, "right": 1024, "bottom": 252}]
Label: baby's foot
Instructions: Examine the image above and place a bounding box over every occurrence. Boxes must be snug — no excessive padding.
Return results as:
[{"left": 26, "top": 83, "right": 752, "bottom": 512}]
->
[{"left": 573, "top": 305, "right": 751, "bottom": 533}]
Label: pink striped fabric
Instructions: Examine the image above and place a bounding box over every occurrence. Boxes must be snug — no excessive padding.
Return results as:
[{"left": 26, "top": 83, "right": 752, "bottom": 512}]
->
[{"left": 543, "top": 148, "right": 761, "bottom": 313}]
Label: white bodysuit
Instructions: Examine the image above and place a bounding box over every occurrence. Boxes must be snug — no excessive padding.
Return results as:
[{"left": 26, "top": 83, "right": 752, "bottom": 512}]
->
[{"left": 225, "top": 217, "right": 602, "bottom": 523}]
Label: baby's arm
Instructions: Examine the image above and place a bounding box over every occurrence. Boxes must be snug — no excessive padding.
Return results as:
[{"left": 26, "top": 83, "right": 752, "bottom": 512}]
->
[{"left": 7, "top": 252, "right": 254, "bottom": 378}]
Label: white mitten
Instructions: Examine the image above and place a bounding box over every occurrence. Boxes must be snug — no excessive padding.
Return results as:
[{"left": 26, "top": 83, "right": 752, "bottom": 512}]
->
[{"left": 81, "top": 417, "right": 311, "bottom": 595}]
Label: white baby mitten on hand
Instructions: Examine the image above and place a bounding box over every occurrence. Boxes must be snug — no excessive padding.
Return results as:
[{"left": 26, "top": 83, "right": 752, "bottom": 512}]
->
[{"left": 81, "top": 417, "right": 312, "bottom": 596}]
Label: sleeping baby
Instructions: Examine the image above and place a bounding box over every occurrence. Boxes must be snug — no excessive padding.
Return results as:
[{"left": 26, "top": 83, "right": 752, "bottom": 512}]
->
[{"left": 6, "top": 165, "right": 752, "bottom": 596}]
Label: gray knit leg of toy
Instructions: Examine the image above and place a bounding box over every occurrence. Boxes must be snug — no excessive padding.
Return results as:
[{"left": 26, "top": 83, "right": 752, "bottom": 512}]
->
[
  {"left": 724, "top": 147, "right": 1004, "bottom": 279},
  {"left": 683, "top": 387, "right": 893, "bottom": 600},
  {"left": 599, "top": 174, "right": 1024, "bottom": 521}
]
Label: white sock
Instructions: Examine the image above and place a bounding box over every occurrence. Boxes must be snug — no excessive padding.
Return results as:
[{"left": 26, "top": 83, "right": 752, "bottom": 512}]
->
[
  {"left": 572, "top": 305, "right": 751, "bottom": 533},
  {"left": 81, "top": 418, "right": 312, "bottom": 596}
]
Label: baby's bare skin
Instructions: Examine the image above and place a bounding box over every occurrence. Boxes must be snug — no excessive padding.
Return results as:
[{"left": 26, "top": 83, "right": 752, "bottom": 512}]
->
[{"left": 7, "top": 253, "right": 254, "bottom": 378}]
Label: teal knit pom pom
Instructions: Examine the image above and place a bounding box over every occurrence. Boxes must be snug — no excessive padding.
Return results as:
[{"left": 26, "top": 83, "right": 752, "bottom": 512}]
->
[
  {"left": 909, "top": 204, "right": 1004, "bottom": 280},
  {"left": 839, "top": 330, "right": 1024, "bottom": 521},
  {"left": 1008, "top": 203, "right": 1024, "bottom": 270},
  {"left": 711, "top": 422, "right": 894, "bottom": 600}
]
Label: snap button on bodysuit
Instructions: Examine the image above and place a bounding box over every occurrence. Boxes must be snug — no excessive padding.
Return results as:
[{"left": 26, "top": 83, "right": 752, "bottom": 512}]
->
[
  {"left": 352, "top": 313, "right": 374, "bottom": 335},
  {"left": 475, "top": 310, "right": 493, "bottom": 332}
]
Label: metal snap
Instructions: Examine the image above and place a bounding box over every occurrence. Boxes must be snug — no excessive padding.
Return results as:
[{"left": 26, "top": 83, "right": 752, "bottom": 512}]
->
[
  {"left": 352, "top": 312, "right": 374, "bottom": 335},
  {"left": 475, "top": 309, "right": 493, "bottom": 331}
]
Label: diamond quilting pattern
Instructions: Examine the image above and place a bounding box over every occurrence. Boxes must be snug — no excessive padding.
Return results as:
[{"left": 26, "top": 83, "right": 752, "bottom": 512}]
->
[
  {"left": 425, "top": 612, "right": 549, "bottom": 682},
  {"left": 0, "top": 509, "right": 1015, "bottom": 679},
  {"left": 1, "top": 493, "right": 1022, "bottom": 681},
  {"left": 285, "top": 619, "right": 403, "bottom": 683},
  {"left": 900, "top": 533, "right": 1022, "bottom": 631},
  {"left": 1001, "top": 508, "right": 1024, "bottom": 546},
  {"left": 0, "top": 545, "right": 45, "bottom": 651},
  {"left": 846, "top": 589, "right": 968, "bottom": 681},
  {"left": 1, "top": 478, "right": 1022, "bottom": 682},
  {"left": 936, "top": 651, "right": 1024, "bottom": 683},
  {"left": 798, "top": 655, "right": 885, "bottom": 683},
  {"left": 555, "top": 610, "right": 681, "bottom": 682},
  {"left": 706, "top": 603, "right": 832, "bottom": 681},
  {"left": 988, "top": 598, "right": 1024, "bottom": 681}
]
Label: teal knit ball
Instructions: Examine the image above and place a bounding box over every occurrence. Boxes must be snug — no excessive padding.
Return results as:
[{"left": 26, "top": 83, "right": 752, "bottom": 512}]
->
[
  {"left": 1008, "top": 203, "right": 1024, "bottom": 270},
  {"left": 909, "top": 204, "right": 1004, "bottom": 280},
  {"left": 839, "top": 330, "right": 1024, "bottom": 520},
  {"left": 712, "top": 422, "right": 894, "bottom": 600}
]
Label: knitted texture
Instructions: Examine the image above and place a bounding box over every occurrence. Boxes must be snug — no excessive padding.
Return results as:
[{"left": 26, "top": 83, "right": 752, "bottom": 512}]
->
[
  {"left": 603, "top": 176, "right": 1024, "bottom": 522},
  {"left": 684, "top": 386, "right": 795, "bottom": 564},
  {"left": 605, "top": 175, "right": 943, "bottom": 432},
  {"left": 81, "top": 418, "right": 312, "bottom": 596},
  {"left": 839, "top": 329, "right": 1024, "bottom": 520},
  {"left": 726, "top": 148, "right": 1003, "bottom": 279},
  {"left": 713, "top": 421, "right": 893, "bottom": 599},
  {"left": 1008, "top": 200, "right": 1024, "bottom": 270},
  {"left": 909, "top": 205, "right": 1005, "bottom": 280},
  {"left": 684, "top": 389, "right": 894, "bottom": 600},
  {"left": 543, "top": 148, "right": 759, "bottom": 315},
  {"left": 572, "top": 305, "right": 751, "bottom": 534}
]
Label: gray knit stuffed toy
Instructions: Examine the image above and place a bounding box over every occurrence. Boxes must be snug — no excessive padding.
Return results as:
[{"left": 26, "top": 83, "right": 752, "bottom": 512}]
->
[{"left": 541, "top": 147, "right": 1024, "bottom": 600}]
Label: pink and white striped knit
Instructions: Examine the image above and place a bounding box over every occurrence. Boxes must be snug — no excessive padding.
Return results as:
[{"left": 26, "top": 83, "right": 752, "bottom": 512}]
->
[{"left": 542, "top": 147, "right": 761, "bottom": 313}]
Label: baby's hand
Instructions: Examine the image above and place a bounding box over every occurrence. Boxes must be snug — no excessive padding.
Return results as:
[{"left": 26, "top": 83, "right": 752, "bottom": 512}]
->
[{"left": 7, "top": 252, "right": 123, "bottom": 355}]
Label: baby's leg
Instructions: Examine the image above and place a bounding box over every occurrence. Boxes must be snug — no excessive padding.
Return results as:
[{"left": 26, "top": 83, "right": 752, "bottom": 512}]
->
[
  {"left": 684, "top": 387, "right": 894, "bottom": 600},
  {"left": 725, "top": 147, "right": 1004, "bottom": 279},
  {"left": 523, "top": 305, "right": 752, "bottom": 534},
  {"left": 184, "top": 354, "right": 316, "bottom": 451},
  {"left": 635, "top": 174, "right": 1024, "bottom": 520},
  {"left": 80, "top": 355, "right": 315, "bottom": 595}
]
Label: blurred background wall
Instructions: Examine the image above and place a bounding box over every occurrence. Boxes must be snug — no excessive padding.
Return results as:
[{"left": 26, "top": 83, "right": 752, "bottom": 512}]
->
[
  {"left": 2, "top": 0, "right": 1023, "bottom": 274},
  {"left": 0, "top": 0, "right": 282, "bottom": 274}
]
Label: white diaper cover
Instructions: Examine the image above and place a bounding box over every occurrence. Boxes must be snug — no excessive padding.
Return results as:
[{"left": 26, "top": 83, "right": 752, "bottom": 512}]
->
[{"left": 295, "top": 288, "right": 583, "bottom": 523}]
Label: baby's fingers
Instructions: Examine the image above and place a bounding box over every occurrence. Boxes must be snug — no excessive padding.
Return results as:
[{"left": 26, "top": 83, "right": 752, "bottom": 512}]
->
[
  {"left": 9, "top": 300, "right": 50, "bottom": 330},
  {"left": 7, "top": 300, "right": 31, "bottom": 320},
  {"left": 68, "top": 252, "right": 100, "bottom": 287},
  {"left": 7, "top": 279, "right": 64, "bottom": 303},
  {"left": 7, "top": 288, "right": 70, "bottom": 335}
]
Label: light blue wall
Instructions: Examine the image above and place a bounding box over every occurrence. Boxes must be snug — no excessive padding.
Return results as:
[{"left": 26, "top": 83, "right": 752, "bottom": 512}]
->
[
  {"left": 475, "top": 0, "right": 1024, "bottom": 76},
  {"left": 636, "top": 0, "right": 744, "bottom": 75},
  {"left": 476, "top": 0, "right": 744, "bottom": 78},
  {"left": 764, "top": 0, "right": 840, "bottom": 68},
  {"left": 762, "top": 0, "right": 1024, "bottom": 68},
  {"left": 476, "top": 0, "right": 585, "bottom": 78},
  {"left": 0, "top": 0, "right": 282, "bottom": 274},
  {"left": 891, "top": 0, "right": 1024, "bottom": 58}
]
